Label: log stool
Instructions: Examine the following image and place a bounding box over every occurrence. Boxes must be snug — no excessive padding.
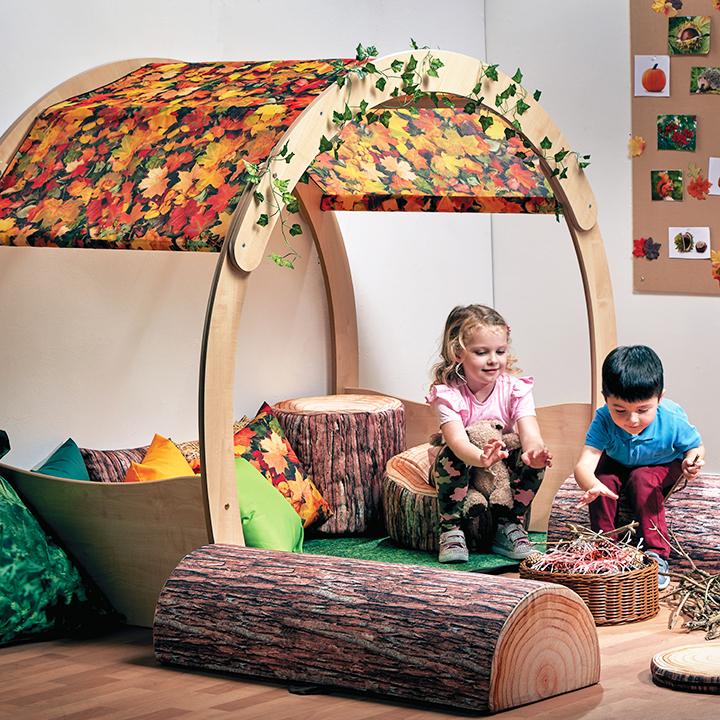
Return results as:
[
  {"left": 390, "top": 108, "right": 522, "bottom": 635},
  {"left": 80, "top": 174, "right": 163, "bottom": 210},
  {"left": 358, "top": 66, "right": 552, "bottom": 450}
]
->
[
  {"left": 154, "top": 544, "right": 600, "bottom": 713},
  {"left": 547, "top": 475, "right": 720, "bottom": 572},
  {"left": 383, "top": 444, "right": 493, "bottom": 552},
  {"left": 273, "top": 394, "right": 405, "bottom": 534}
]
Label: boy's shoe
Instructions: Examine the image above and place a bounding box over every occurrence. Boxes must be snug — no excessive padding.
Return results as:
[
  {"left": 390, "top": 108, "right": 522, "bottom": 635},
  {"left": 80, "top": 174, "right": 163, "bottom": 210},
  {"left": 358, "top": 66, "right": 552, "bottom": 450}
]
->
[
  {"left": 646, "top": 551, "right": 671, "bottom": 591},
  {"left": 492, "top": 521, "right": 535, "bottom": 560},
  {"left": 438, "top": 529, "right": 469, "bottom": 563}
]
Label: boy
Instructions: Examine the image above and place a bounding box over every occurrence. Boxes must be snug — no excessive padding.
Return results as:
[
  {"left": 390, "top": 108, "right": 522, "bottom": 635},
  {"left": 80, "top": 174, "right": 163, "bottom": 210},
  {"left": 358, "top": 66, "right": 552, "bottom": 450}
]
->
[{"left": 574, "top": 346, "right": 704, "bottom": 590}]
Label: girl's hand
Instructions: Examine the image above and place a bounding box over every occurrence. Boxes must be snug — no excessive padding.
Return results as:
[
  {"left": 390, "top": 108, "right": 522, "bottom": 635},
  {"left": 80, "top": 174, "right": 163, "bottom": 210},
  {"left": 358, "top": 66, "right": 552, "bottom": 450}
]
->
[
  {"left": 522, "top": 446, "right": 553, "bottom": 469},
  {"left": 478, "top": 438, "right": 508, "bottom": 468},
  {"left": 576, "top": 482, "right": 619, "bottom": 508},
  {"left": 682, "top": 455, "right": 704, "bottom": 480}
]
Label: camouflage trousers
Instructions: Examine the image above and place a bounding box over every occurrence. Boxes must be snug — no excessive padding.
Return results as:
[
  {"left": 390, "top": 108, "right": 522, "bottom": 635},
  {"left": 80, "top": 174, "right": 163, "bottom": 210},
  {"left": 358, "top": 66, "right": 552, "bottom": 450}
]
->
[{"left": 430, "top": 445, "right": 545, "bottom": 533}]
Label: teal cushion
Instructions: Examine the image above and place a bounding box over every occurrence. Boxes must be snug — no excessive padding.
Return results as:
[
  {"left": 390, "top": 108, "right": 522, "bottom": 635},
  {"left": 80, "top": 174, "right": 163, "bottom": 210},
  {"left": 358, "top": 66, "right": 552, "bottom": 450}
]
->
[
  {"left": 236, "top": 457, "right": 303, "bottom": 553},
  {"left": 36, "top": 438, "right": 90, "bottom": 480}
]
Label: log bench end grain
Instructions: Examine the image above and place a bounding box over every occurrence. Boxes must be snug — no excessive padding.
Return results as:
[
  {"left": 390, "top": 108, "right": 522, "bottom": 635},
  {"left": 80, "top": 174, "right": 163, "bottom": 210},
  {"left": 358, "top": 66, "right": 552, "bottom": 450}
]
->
[{"left": 154, "top": 544, "right": 600, "bottom": 714}]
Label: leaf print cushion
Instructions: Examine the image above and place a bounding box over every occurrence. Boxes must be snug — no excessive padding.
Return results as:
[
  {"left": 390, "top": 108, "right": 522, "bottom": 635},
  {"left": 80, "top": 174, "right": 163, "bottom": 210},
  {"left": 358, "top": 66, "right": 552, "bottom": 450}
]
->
[{"left": 233, "top": 403, "right": 332, "bottom": 528}]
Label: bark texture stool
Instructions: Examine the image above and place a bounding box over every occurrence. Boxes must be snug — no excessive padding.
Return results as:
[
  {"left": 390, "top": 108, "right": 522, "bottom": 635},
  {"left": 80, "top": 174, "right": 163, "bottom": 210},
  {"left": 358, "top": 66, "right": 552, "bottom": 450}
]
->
[
  {"left": 383, "top": 444, "right": 493, "bottom": 552},
  {"left": 273, "top": 394, "right": 405, "bottom": 534},
  {"left": 154, "top": 544, "right": 600, "bottom": 713},
  {"left": 548, "top": 475, "right": 720, "bottom": 572}
]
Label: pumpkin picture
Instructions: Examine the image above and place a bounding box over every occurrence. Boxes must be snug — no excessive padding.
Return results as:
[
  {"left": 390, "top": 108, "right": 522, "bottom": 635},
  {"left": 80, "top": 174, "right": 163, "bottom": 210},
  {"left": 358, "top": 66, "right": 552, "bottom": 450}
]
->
[
  {"left": 642, "top": 64, "right": 667, "bottom": 92},
  {"left": 635, "top": 55, "right": 670, "bottom": 97}
]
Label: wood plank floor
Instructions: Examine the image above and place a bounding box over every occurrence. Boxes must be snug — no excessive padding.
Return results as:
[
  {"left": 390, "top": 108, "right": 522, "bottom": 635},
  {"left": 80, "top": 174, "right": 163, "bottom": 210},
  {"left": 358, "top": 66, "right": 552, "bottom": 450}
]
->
[{"left": 0, "top": 600, "right": 716, "bottom": 720}]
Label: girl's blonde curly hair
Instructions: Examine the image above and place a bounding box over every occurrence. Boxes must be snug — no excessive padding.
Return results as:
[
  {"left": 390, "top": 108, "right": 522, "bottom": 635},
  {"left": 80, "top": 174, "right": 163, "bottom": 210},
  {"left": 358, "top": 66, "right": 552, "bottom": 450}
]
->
[{"left": 430, "top": 304, "right": 519, "bottom": 388}]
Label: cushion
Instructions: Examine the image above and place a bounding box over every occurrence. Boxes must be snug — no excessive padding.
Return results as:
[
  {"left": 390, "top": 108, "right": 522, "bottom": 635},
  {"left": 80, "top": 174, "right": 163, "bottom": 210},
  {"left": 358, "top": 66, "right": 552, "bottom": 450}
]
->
[
  {"left": 236, "top": 457, "right": 303, "bottom": 552},
  {"left": 0, "top": 434, "right": 120, "bottom": 645},
  {"left": 175, "top": 417, "right": 251, "bottom": 474},
  {"left": 35, "top": 438, "right": 90, "bottom": 480},
  {"left": 123, "top": 434, "right": 194, "bottom": 483},
  {"left": 234, "top": 403, "right": 332, "bottom": 529},
  {"left": 79, "top": 445, "right": 148, "bottom": 483}
]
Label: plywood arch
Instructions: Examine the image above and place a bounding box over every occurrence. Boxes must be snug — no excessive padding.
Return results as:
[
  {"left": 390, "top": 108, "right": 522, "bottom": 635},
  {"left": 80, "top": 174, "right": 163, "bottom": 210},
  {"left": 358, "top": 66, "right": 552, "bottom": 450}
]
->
[{"left": 201, "top": 50, "right": 616, "bottom": 543}]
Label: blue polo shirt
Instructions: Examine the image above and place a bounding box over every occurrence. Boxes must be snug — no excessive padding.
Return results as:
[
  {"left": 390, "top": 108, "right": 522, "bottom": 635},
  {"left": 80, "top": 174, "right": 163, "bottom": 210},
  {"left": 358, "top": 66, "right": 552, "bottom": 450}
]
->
[{"left": 585, "top": 398, "right": 701, "bottom": 467}]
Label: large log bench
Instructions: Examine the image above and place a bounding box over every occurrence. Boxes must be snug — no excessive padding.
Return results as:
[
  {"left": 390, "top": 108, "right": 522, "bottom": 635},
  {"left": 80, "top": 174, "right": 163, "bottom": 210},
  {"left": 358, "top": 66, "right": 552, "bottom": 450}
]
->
[
  {"left": 547, "top": 475, "right": 720, "bottom": 572},
  {"left": 154, "top": 544, "right": 600, "bottom": 713}
]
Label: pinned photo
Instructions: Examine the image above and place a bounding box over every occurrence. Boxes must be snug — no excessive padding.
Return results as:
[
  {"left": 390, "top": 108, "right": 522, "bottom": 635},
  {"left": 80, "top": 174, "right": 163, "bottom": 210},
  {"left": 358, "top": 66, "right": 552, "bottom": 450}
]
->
[
  {"left": 669, "top": 16, "right": 711, "bottom": 55},
  {"left": 668, "top": 226, "right": 711, "bottom": 259},
  {"left": 651, "top": 170, "right": 683, "bottom": 201},
  {"left": 634, "top": 55, "right": 670, "bottom": 97},
  {"left": 707, "top": 157, "right": 720, "bottom": 196},
  {"left": 690, "top": 66, "right": 720, "bottom": 93},
  {"left": 657, "top": 115, "right": 697, "bottom": 151}
]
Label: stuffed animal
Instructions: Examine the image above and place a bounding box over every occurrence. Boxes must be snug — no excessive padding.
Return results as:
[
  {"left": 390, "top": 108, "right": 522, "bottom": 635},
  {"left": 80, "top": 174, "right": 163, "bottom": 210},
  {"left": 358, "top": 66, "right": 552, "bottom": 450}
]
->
[{"left": 463, "top": 420, "right": 521, "bottom": 518}]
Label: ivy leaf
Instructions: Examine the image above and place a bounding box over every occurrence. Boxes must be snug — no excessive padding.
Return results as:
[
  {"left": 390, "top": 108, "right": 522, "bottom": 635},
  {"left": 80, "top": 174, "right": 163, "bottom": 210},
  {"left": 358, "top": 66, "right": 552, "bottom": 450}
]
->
[
  {"left": 512, "top": 68, "right": 523, "bottom": 83},
  {"left": 485, "top": 64, "right": 499, "bottom": 81},
  {"left": 273, "top": 177, "right": 290, "bottom": 192},
  {"left": 533, "top": 89, "right": 542, "bottom": 101},
  {"left": 366, "top": 111, "right": 378, "bottom": 124},
  {"left": 366, "top": 45, "right": 378, "bottom": 57},
  {"left": 406, "top": 55, "right": 418, "bottom": 73},
  {"left": 464, "top": 100, "right": 477, "bottom": 114},
  {"left": 289, "top": 224, "right": 303, "bottom": 236},
  {"left": 356, "top": 43, "right": 369, "bottom": 60},
  {"left": 279, "top": 143, "right": 288, "bottom": 157},
  {"left": 540, "top": 136, "right": 553, "bottom": 150},
  {"left": 284, "top": 152, "right": 295, "bottom": 164},
  {"left": 390, "top": 59, "right": 403, "bottom": 73},
  {"left": 336, "top": 75, "right": 346, "bottom": 89},
  {"left": 410, "top": 38, "right": 419, "bottom": 49},
  {"left": 364, "top": 62, "right": 377, "bottom": 74},
  {"left": 579, "top": 159, "right": 591, "bottom": 170},
  {"left": 257, "top": 214, "right": 269, "bottom": 227},
  {"left": 253, "top": 191, "right": 264, "bottom": 203},
  {"left": 430, "top": 91, "right": 440, "bottom": 106},
  {"left": 511, "top": 119, "right": 522, "bottom": 130},
  {"left": 298, "top": 170, "right": 310, "bottom": 184},
  {"left": 558, "top": 167, "right": 568, "bottom": 180},
  {"left": 375, "top": 76, "right": 387, "bottom": 91},
  {"left": 270, "top": 253, "right": 295, "bottom": 269},
  {"left": 319, "top": 135, "right": 333, "bottom": 152},
  {"left": 283, "top": 193, "right": 299, "bottom": 213},
  {"left": 379, "top": 110, "right": 392, "bottom": 128},
  {"left": 504, "top": 128, "right": 517, "bottom": 140},
  {"left": 515, "top": 98, "right": 531, "bottom": 115},
  {"left": 472, "top": 82, "right": 483, "bottom": 95},
  {"left": 390, "top": 86, "right": 400, "bottom": 98},
  {"left": 553, "top": 149, "right": 569, "bottom": 163},
  {"left": 359, "top": 99, "right": 368, "bottom": 115},
  {"left": 479, "top": 115, "right": 494, "bottom": 132}
]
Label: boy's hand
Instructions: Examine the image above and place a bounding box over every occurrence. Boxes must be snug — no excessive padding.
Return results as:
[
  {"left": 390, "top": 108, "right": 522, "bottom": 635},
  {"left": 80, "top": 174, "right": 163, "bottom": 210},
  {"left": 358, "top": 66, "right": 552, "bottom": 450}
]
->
[
  {"left": 478, "top": 438, "right": 508, "bottom": 468},
  {"left": 576, "top": 482, "right": 619, "bottom": 508},
  {"left": 682, "top": 455, "right": 704, "bottom": 480},
  {"left": 522, "top": 446, "right": 553, "bottom": 469}
]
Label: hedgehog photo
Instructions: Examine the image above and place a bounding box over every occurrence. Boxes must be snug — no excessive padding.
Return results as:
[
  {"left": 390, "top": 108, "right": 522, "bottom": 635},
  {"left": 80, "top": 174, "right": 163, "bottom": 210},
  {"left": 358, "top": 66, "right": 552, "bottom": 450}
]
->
[{"left": 694, "top": 66, "right": 720, "bottom": 93}]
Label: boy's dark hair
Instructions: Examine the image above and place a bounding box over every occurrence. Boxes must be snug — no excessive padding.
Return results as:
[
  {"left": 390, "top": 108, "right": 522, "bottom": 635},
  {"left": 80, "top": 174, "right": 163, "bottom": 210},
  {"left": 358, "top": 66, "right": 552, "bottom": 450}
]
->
[{"left": 602, "top": 345, "right": 664, "bottom": 401}]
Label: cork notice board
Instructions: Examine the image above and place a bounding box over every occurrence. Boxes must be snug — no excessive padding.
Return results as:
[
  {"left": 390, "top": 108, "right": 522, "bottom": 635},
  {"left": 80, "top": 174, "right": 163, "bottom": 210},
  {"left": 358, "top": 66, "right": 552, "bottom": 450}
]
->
[{"left": 631, "top": 0, "right": 720, "bottom": 296}]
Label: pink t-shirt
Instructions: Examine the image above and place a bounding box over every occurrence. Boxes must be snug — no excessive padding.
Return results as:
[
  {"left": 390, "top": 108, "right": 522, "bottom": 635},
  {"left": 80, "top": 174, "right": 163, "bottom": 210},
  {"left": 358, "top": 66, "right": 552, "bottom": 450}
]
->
[{"left": 425, "top": 375, "right": 536, "bottom": 434}]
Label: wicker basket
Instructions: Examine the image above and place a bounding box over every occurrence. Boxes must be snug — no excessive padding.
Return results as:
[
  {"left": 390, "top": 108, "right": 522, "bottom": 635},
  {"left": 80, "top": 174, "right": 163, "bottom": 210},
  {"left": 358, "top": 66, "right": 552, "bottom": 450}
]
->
[{"left": 519, "top": 557, "right": 659, "bottom": 625}]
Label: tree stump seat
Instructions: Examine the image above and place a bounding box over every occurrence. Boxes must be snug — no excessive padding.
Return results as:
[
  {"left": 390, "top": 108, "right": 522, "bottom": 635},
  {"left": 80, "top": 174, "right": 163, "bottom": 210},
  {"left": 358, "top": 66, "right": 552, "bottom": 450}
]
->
[
  {"left": 547, "top": 475, "right": 720, "bottom": 572},
  {"left": 154, "top": 544, "right": 601, "bottom": 713},
  {"left": 383, "top": 443, "right": 494, "bottom": 551},
  {"left": 273, "top": 394, "right": 405, "bottom": 534}
]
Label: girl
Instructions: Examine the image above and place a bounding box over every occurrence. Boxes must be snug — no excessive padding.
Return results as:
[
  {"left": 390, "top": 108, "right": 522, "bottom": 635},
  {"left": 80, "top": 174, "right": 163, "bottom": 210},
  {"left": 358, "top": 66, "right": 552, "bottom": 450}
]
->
[{"left": 427, "top": 305, "right": 552, "bottom": 563}]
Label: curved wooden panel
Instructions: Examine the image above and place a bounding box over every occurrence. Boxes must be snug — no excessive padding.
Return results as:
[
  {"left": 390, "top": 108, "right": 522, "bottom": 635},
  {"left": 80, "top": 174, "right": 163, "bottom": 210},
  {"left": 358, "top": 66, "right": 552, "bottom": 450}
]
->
[
  {"left": 0, "top": 58, "right": 170, "bottom": 173},
  {"left": 0, "top": 462, "right": 209, "bottom": 627}
]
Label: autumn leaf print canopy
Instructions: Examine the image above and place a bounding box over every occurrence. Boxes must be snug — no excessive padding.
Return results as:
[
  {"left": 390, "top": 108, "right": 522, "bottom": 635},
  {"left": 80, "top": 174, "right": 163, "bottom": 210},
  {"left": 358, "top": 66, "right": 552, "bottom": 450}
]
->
[{"left": 0, "top": 60, "right": 555, "bottom": 251}]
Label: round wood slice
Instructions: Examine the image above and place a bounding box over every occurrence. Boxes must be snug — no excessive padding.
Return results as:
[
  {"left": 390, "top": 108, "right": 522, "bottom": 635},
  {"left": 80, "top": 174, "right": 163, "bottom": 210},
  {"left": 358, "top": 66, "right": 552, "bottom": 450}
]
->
[
  {"left": 273, "top": 394, "right": 405, "bottom": 534},
  {"left": 651, "top": 644, "right": 720, "bottom": 694}
]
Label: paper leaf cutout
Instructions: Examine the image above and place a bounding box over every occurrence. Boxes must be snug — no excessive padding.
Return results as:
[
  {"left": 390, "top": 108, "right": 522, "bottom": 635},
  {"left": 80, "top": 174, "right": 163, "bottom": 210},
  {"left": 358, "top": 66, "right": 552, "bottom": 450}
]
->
[
  {"left": 711, "top": 250, "right": 720, "bottom": 284},
  {"left": 634, "top": 237, "right": 661, "bottom": 260},
  {"left": 628, "top": 135, "right": 646, "bottom": 157}
]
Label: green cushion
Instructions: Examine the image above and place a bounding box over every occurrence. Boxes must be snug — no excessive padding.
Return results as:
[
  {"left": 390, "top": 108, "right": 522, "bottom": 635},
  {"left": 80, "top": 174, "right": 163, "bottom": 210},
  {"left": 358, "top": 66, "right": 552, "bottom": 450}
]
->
[
  {"left": 236, "top": 457, "right": 303, "bottom": 553},
  {"left": 36, "top": 438, "right": 90, "bottom": 480}
]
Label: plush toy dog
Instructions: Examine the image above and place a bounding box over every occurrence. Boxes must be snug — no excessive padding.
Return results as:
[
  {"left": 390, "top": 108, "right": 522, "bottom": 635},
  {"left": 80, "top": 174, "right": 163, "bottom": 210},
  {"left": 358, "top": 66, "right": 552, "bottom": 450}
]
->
[{"left": 429, "top": 420, "right": 520, "bottom": 518}]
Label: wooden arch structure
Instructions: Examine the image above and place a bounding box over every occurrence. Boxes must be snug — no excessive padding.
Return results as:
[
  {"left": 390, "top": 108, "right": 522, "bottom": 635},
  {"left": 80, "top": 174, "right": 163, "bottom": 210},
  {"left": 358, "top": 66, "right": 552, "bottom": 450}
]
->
[{"left": 0, "top": 51, "right": 616, "bottom": 625}]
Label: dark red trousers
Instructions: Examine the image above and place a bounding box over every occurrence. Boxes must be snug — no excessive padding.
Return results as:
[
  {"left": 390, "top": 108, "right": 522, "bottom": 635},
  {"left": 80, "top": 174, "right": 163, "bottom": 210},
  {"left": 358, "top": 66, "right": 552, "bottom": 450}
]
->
[{"left": 588, "top": 453, "right": 683, "bottom": 559}]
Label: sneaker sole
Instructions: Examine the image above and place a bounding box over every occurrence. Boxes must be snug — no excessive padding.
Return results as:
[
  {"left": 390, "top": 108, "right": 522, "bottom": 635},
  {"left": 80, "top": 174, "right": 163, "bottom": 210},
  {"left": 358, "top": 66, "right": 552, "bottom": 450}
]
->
[
  {"left": 439, "top": 550, "right": 469, "bottom": 563},
  {"left": 491, "top": 544, "right": 533, "bottom": 561}
]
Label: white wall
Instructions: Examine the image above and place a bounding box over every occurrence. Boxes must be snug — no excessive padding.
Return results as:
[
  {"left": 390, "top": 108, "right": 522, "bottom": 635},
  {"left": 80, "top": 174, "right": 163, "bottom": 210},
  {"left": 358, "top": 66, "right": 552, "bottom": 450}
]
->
[
  {"left": 487, "top": 0, "right": 718, "bottom": 471},
  {"left": 0, "top": 0, "right": 490, "bottom": 466}
]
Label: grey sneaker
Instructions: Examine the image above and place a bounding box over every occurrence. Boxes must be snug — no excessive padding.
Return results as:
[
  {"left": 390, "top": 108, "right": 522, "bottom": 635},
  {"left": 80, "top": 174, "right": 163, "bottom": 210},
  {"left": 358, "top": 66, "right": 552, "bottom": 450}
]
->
[
  {"left": 646, "top": 551, "right": 670, "bottom": 591},
  {"left": 492, "top": 521, "right": 535, "bottom": 560},
  {"left": 438, "top": 529, "right": 469, "bottom": 563}
]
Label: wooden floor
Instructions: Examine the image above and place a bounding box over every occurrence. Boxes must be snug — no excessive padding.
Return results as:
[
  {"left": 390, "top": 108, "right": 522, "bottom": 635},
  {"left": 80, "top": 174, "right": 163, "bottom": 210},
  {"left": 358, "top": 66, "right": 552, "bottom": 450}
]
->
[{"left": 0, "top": 598, "right": 716, "bottom": 720}]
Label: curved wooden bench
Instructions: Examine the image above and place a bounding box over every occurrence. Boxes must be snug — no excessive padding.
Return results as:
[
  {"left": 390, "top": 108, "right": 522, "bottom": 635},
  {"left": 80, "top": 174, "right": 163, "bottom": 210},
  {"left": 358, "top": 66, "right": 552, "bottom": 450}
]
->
[
  {"left": 547, "top": 475, "right": 720, "bottom": 572},
  {"left": 383, "top": 444, "right": 493, "bottom": 551},
  {"left": 154, "top": 544, "right": 600, "bottom": 713},
  {"left": 274, "top": 394, "right": 405, "bottom": 534}
]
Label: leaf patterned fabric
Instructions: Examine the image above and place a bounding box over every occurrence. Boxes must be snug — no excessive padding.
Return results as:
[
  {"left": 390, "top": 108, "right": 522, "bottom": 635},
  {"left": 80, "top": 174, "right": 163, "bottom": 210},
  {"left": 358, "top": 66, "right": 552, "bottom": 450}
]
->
[
  {"left": 0, "top": 60, "right": 356, "bottom": 250},
  {"left": 308, "top": 107, "right": 556, "bottom": 213}
]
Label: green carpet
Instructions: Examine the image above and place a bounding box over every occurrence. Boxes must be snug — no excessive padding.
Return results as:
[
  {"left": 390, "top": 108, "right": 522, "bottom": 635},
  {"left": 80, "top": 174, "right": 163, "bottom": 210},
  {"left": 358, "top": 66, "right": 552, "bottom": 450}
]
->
[{"left": 304, "top": 533, "right": 547, "bottom": 574}]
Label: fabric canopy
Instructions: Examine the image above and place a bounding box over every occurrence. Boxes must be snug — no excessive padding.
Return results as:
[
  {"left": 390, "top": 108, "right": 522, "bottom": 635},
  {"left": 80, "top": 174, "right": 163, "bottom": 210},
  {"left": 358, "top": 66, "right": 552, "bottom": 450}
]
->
[
  {"left": 0, "top": 60, "right": 555, "bottom": 252},
  {"left": 308, "top": 107, "right": 555, "bottom": 214}
]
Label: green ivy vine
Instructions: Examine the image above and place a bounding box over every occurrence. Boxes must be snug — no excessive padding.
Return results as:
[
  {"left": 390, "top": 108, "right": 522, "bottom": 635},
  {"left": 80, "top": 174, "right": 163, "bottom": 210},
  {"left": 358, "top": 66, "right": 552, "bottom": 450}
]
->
[{"left": 247, "top": 41, "right": 591, "bottom": 268}]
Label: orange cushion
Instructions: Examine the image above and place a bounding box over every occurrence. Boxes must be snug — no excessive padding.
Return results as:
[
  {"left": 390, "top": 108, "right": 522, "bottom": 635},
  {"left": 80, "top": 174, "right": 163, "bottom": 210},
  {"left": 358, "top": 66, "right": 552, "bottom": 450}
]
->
[{"left": 123, "top": 434, "right": 194, "bottom": 483}]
